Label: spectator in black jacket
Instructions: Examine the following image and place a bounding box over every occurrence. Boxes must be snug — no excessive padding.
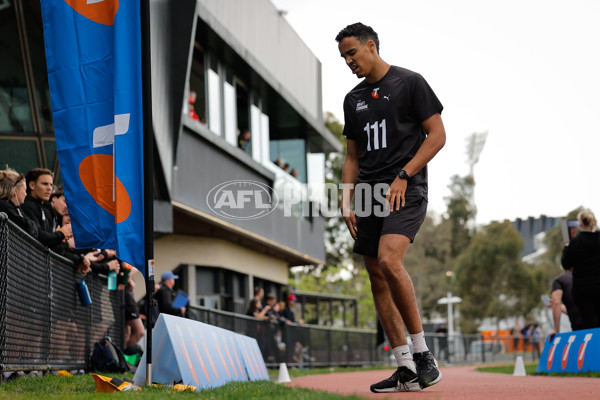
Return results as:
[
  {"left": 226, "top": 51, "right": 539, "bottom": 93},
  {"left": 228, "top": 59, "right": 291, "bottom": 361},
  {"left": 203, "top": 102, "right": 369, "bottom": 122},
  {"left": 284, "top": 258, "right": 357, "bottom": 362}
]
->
[
  {"left": 20, "top": 168, "right": 71, "bottom": 247},
  {"left": 0, "top": 168, "right": 38, "bottom": 237},
  {"left": 561, "top": 210, "right": 600, "bottom": 329},
  {"left": 281, "top": 294, "right": 303, "bottom": 324},
  {"left": 155, "top": 271, "right": 185, "bottom": 317}
]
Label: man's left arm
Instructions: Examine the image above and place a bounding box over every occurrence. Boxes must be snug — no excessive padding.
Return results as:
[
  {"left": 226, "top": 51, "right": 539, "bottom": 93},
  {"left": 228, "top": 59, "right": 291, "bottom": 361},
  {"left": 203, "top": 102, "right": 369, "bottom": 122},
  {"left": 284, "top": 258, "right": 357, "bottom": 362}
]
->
[{"left": 387, "top": 113, "right": 446, "bottom": 209}]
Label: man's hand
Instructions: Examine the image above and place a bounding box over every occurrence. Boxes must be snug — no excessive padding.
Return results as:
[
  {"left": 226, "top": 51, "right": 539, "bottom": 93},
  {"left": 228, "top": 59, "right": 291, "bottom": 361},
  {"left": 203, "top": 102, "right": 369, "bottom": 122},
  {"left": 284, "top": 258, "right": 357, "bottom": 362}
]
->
[
  {"left": 84, "top": 251, "right": 102, "bottom": 263},
  {"left": 79, "top": 256, "right": 91, "bottom": 275},
  {"left": 386, "top": 176, "right": 408, "bottom": 210},
  {"left": 180, "top": 307, "right": 186, "bottom": 316},
  {"left": 341, "top": 207, "right": 357, "bottom": 240},
  {"left": 107, "top": 259, "right": 120, "bottom": 272},
  {"left": 57, "top": 223, "right": 72, "bottom": 239}
]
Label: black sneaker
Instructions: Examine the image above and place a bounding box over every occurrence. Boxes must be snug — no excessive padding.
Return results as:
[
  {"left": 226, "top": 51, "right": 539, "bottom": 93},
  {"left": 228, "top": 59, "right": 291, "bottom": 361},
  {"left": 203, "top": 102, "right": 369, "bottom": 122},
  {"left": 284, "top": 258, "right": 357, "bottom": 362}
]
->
[
  {"left": 369, "top": 366, "right": 421, "bottom": 393},
  {"left": 414, "top": 351, "right": 442, "bottom": 388}
]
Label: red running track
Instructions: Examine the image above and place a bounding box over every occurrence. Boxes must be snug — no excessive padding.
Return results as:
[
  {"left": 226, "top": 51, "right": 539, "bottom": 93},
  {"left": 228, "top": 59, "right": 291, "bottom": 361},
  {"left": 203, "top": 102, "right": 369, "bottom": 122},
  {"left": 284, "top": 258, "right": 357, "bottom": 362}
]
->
[{"left": 288, "top": 365, "right": 600, "bottom": 399}]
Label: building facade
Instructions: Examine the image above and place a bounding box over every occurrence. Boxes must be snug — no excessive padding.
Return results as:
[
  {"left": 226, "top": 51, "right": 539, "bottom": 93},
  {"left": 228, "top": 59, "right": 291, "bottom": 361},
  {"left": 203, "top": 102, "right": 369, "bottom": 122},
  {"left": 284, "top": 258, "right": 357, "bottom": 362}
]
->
[
  {"left": 0, "top": 0, "right": 340, "bottom": 313},
  {"left": 512, "top": 215, "right": 560, "bottom": 262}
]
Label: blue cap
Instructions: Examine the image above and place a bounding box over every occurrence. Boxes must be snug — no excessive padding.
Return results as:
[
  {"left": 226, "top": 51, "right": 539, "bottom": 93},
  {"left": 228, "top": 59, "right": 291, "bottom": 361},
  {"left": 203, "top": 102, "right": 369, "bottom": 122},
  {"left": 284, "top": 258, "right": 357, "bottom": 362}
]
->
[{"left": 161, "top": 271, "right": 179, "bottom": 281}]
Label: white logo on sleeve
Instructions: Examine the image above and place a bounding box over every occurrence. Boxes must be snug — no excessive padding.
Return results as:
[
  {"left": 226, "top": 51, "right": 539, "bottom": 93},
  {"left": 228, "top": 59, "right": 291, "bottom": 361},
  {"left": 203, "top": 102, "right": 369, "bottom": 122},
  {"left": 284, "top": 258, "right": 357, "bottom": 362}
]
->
[{"left": 356, "top": 100, "right": 368, "bottom": 112}]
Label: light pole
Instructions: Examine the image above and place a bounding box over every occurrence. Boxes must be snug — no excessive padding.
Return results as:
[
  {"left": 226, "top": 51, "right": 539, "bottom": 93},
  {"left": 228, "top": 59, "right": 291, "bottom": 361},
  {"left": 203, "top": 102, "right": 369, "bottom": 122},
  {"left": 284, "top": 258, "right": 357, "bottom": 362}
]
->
[{"left": 437, "top": 292, "right": 462, "bottom": 336}]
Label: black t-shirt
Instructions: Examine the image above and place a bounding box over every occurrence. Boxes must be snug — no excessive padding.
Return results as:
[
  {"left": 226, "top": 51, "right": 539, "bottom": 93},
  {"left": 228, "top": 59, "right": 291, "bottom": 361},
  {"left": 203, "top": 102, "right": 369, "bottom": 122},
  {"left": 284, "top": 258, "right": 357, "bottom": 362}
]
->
[
  {"left": 551, "top": 270, "right": 583, "bottom": 330},
  {"left": 343, "top": 66, "right": 443, "bottom": 198}
]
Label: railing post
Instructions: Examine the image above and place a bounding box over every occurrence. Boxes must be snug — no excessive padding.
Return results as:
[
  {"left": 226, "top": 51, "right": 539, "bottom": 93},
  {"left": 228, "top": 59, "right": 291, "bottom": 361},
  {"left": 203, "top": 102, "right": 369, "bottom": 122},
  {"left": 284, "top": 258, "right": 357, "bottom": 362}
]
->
[{"left": 327, "top": 329, "right": 332, "bottom": 365}]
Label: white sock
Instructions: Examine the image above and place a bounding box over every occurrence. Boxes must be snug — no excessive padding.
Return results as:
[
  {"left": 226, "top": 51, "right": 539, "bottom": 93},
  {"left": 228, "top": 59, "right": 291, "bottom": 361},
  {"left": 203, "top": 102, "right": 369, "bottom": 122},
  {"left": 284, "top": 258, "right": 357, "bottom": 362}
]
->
[
  {"left": 392, "top": 345, "right": 416, "bottom": 372},
  {"left": 410, "top": 331, "right": 429, "bottom": 354}
]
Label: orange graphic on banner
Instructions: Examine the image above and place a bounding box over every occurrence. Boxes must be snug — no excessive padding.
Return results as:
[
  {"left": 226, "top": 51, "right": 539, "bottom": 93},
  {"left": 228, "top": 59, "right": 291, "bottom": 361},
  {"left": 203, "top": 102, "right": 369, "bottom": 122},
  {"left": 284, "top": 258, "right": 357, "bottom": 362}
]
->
[
  {"left": 223, "top": 344, "right": 238, "bottom": 378},
  {"left": 214, "top": 341, "right": 231, "bottom": 379},
  {"left": 79, "top": 154, "right": 131, "bottom": 223},
  {"left": 202, "top": 341, "right": 219, "bottom": 380},
  {"left": 243, "top": 349, "right": 257, "bottom": 378},
  {"left": 230, "top": 340, "right": 245, "bottom": 379},
  {"left": 179, "top": 339, "right": 199, "bottom": 386},
  {"left": 191, "top": 340, "right": 210, "bottom": 382},
  {"left": 64, "top": 0, "right": 119, "bottom": 25}
]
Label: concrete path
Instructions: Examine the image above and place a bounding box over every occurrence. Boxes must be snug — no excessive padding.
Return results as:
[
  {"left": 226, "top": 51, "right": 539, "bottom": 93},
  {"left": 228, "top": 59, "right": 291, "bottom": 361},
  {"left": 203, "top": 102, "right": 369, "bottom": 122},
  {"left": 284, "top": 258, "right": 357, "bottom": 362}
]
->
[{"left": 288, "top": 365, "right": 600, "bottom": 399}]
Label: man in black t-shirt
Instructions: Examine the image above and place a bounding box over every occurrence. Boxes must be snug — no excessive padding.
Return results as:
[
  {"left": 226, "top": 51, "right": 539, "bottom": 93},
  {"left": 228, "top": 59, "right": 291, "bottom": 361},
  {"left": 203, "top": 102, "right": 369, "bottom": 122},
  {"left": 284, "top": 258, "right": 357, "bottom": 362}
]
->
[{"left": 336, "top": 23, "right": 446, "bottom": 393}]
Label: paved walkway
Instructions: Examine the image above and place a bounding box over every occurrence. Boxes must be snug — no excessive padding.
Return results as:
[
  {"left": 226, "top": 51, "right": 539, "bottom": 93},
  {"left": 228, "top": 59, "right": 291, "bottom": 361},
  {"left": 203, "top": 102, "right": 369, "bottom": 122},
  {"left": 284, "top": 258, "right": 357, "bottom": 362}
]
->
[{"left": 289, "top": 365, "right": 600, "bottom": 399}]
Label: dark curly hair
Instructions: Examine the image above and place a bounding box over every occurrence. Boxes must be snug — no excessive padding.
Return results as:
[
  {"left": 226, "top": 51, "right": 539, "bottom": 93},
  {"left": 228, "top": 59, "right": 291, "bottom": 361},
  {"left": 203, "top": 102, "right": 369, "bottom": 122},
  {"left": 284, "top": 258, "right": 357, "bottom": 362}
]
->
[{"left": 335, "top": 22, "right": 380, "bottom": 54}]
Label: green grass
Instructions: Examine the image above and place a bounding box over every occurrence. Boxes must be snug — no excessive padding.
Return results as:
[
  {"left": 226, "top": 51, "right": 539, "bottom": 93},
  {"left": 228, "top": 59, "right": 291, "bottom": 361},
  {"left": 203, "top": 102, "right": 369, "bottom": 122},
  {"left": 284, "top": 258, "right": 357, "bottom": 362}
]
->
[
  {"left": 476, "top": 363, "right": 539, "bottom": 375},
  {"left": 269, "top": 365, "right": 393, "bottom": 379},
  {"left": 476, "top": 363, "right": 600, "bottom": 378},
  {"left": 0, "top": 372, "right": 367, "bottom": 400}
]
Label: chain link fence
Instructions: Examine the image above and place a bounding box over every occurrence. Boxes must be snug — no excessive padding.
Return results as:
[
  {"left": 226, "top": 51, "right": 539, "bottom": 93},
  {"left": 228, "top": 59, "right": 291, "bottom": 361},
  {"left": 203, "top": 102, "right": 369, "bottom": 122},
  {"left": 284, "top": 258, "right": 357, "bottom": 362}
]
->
[{"left": 0, "top": 213, "right": 124, "bottom": 374}]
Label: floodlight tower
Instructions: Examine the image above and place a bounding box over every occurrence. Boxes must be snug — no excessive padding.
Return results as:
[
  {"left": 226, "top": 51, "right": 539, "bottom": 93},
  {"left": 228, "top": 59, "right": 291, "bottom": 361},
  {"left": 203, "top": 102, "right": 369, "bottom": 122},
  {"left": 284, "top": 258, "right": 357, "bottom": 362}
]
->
[
  {"left": 465, "top": 131, "right": 487, "bottom": 224},
  {"left": 465, "top": 131, "right": 488, "bottom": 177}
]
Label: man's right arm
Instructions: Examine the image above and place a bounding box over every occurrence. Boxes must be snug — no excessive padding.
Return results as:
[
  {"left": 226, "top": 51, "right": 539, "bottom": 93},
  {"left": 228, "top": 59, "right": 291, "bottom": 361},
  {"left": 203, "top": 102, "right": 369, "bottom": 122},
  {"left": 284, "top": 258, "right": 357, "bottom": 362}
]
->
[{"left": 341, "top": 139, "right": 359, "bottom": 240}]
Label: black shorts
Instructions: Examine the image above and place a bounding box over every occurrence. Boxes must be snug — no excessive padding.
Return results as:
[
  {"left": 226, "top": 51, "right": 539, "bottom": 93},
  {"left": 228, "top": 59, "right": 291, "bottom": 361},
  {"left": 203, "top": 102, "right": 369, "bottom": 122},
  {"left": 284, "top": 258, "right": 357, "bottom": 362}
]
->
[
  {"left": 124, "top": 290, "right": 140, "bottom": 321},
  {"left": 353, "top": 194, "right": 427, "bottom": 258}
]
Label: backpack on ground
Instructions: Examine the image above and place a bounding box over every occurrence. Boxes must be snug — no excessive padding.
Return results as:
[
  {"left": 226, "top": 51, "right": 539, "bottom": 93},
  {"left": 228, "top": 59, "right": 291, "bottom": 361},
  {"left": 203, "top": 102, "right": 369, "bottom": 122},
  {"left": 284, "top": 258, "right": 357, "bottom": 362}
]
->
[{"left": 91, "top": 336, "right": 129, "bottom": 373}]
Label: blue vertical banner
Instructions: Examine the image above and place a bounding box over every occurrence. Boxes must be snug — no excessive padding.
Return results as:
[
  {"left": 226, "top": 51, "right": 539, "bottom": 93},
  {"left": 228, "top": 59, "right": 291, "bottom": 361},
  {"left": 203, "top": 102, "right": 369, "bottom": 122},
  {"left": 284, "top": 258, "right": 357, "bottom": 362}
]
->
[{"left": 41, "top": 0, "right": 145, "bottom": 275}]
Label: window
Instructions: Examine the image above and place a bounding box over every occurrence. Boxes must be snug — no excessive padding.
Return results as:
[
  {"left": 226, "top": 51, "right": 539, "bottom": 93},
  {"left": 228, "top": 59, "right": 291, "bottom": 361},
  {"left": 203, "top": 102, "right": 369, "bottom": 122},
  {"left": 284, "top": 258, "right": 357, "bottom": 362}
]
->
[
  {"left": 0, "top": 1, "right": 34, "bottom": 133},
  {"left": 188, "top": 43, "right": 206, "bottom": 124},
  {"left": 270, "top": 139, "right": 306, "bottom": 182},
  {"left": 235, "top": 80, "right": 249, "bottom": 140},
  {"left": 0, "top": 138, "right": 39, "bottom": 173},
  {"left": 207, "top": 54, "right": 221, "bottom": 136},
  {"left": 0, "top": 1, "right": 60, "bottom": 179},
  {"left": 22, "top": 0, "right": 53, "bottom": 134},
  {"left": 223, "top": 69, "right": 237, "bottom": 146}
]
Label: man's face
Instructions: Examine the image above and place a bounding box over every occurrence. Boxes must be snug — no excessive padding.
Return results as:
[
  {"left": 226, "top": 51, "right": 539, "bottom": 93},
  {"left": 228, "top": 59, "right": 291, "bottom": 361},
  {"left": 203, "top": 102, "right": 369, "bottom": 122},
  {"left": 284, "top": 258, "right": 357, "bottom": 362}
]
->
[
  {"left": 29, "top": 174, "right": 53, "bottom": 202},
  {"left": 164, "top": 278, "right": 175, "bottom": 288},
  {"left": 51, "top": 195, "right": 68, "bottom": 216},
  {"left": 338, "top": 36, "right": 377, "bottom": 79}
]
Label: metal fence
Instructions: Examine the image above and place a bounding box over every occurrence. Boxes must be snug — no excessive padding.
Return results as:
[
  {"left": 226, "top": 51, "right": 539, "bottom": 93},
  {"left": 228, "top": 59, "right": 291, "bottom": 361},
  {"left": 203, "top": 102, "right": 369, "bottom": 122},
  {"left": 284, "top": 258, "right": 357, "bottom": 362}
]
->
[
  {"left": 188, "top": 304, "right": 546, "bottom": 368},
  {"left": 188, "top": 305, "right": 378, "bottom": 368},
  {"left": 0, "top": 213, "right": 124, "bottom": 374},
  {"left": 423, "top": 332, "right": 545, "bottom": 365}
]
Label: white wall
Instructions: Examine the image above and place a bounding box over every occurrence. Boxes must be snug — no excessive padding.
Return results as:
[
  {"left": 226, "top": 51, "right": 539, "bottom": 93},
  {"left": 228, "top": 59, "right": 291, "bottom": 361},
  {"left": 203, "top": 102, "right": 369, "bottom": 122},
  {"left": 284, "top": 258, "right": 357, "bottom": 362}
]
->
[{"left": 197, "top": 0, "right": 321, "bottom": 123}]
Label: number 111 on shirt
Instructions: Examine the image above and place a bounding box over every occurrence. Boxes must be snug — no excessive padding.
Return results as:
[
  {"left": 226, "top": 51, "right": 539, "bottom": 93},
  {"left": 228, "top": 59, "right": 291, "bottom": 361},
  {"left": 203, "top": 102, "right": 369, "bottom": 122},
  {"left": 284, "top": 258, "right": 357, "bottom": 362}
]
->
[{"left": 364, "top": 119, "right": 387, "bottom": 151}]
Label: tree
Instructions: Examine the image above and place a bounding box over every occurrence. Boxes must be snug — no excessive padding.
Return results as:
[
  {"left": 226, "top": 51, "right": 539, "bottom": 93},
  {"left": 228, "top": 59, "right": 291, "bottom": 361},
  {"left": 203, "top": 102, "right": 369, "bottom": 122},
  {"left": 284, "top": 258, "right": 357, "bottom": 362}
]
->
[
  {"left": 323, "top": 112, "right": 359, "bottom": 270},
  {"left": 454, "top": 221, "right": 544, "bottom": 333},
  {"left": 404, "top": 215, "right": 453, "bottom": 320},
  {"left": 444, "top": 174, "right": 476, "bottom": 259},
  {"left": 291, "top": 113, "right": 374, "bottom": 328}
]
